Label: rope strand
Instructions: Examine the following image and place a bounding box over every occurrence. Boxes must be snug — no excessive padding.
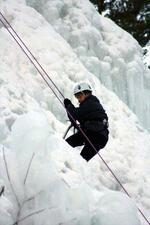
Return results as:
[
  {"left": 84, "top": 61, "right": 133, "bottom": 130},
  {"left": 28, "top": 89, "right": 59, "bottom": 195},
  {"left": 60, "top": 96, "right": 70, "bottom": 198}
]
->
[
  {"left": 0, "top": 11, "right": 64, "bottom": 99},
  {"left": 0, "top": 12, "right": 149, "bottom": 225}
]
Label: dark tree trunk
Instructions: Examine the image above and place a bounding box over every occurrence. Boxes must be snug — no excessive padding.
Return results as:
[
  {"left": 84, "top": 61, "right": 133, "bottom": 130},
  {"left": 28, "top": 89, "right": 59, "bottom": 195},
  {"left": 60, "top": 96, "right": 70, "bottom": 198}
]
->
[
  {"left": 132, "top": 0, "right": 144, "bottom": 15},
  {"left": 97, "top": 0, "right": 105, "bottom": 14}
]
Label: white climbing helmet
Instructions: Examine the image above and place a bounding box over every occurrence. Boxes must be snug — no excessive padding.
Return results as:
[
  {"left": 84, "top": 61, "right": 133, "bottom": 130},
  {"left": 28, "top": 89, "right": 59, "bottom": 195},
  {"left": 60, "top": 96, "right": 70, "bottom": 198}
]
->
[{"left": 73, "top": 82, "right": 92, "bottom": 95}]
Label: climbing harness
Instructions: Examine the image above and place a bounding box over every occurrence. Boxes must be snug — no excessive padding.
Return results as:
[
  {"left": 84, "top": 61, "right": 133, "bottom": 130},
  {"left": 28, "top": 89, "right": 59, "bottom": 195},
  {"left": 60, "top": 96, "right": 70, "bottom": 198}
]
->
[{"left": 0, "top": 12, "right": 149, "bottom": 225}]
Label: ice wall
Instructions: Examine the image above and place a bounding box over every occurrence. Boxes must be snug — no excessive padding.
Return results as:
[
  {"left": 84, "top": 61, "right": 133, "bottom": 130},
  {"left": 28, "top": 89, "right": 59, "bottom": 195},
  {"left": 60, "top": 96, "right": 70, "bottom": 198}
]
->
[
  {"left": 28, "top": 0, "right": 150, "bottom": 131},
  {"left": 0, "top": 0, "right": 150, "bottom": 224},
  {"left": 0, "top": 112, "right": 143, "bottom": 225}
]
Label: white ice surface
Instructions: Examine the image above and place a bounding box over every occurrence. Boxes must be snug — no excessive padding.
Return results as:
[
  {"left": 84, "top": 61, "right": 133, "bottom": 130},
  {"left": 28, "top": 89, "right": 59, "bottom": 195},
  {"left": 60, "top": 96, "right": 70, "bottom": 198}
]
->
[{"left": 0, "top": 0, "right": 150, "bottom": 224}]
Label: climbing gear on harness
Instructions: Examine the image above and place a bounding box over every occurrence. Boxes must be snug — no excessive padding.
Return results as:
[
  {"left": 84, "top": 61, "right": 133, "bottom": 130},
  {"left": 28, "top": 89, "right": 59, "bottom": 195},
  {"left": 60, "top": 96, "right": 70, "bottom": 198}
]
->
[{"left": 63, "top": 123, "right": 73, "bottom": 139}]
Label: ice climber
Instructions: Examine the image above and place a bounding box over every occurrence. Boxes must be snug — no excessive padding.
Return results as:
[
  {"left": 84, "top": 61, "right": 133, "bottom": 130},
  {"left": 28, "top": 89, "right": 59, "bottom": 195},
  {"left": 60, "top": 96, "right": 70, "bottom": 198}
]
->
[{"left": 64, "top": 82, "right": 109, "bottom": 161}]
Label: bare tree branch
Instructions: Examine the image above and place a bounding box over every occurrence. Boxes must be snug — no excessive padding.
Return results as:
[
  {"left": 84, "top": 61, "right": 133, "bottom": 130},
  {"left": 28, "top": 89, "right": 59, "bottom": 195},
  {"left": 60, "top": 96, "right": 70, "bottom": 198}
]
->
[
  {"left": 2, "top": 148, "right": 55, "bottom": 225},
  {"left": 12, "top": 207, "right": 55, "bottom": 225},
  {"left": 24, "top": 190, "right": 44, "bottom": 205},
  {"left": 23, "top": 152, "right": 35, "bottom": 185},
  {"left": 97, "top": 0, "right": 104, "bottom": 14},
  {"left": 17, "top": 208, "right": 46, "bottom": 223},
  {"left": 13, "top": 190, "right": 45, "bottom": 225},
  {"left": 2, "top": 147, "right": 20, "bottom": 208}
]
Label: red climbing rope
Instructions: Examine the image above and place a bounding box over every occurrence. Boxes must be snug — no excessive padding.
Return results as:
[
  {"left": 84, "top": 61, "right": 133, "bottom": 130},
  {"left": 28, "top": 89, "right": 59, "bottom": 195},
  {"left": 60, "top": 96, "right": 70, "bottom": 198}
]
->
[{"left": 0, "top": 11, "right": 149, "bottom": 225}]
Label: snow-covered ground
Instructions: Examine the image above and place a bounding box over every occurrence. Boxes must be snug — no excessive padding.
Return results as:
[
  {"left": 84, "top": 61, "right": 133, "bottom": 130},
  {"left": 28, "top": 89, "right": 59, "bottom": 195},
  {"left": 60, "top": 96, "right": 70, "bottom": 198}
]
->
[{"left": 0, "top": 0, "right": 150, "bottom": 225}]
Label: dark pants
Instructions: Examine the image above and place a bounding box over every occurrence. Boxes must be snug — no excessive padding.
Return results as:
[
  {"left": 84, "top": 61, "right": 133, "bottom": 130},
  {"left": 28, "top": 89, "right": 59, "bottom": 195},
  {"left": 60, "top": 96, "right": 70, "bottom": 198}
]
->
[{"left": 66, "top": 130, "right": 108, "bottom": 162}]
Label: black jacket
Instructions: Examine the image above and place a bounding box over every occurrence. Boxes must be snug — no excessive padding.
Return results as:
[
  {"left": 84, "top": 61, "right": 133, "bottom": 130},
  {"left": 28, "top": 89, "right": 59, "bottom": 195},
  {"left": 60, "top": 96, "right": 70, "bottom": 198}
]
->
[{"left": 66, "top": 95, "right": 109, "bottom": 133}]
